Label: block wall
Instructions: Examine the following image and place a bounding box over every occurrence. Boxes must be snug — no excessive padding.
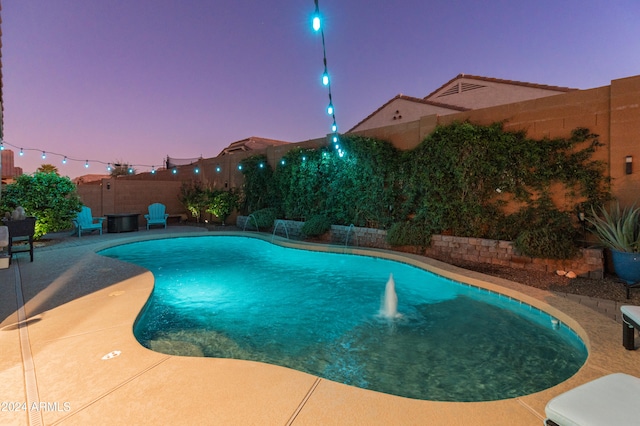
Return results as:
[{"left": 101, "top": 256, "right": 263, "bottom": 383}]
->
[{"left": 237, "top": 217, "right": 604, "bottom": 279}]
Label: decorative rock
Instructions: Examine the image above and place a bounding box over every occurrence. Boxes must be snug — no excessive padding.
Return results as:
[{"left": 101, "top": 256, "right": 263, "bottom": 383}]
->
[
  {"left": 556, "top": 270, "right": 567, "bottom": 276},
  {"left": 565, "top": 271, "right": 577, "bottom": 279}
]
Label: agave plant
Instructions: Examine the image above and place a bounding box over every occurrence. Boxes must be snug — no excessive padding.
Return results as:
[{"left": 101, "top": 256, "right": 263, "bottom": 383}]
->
[{"left": 586, "top": 202, "right": 640, "bottom": 253}]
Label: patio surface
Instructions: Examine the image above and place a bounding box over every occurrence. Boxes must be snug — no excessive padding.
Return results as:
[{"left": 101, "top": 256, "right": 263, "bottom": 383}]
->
[{"left": 2, "top": 225, "right": 640, "bottom": 425}]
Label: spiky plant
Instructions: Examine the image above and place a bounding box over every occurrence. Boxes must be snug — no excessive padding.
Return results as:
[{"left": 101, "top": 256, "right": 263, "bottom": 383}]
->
[{"left": 586, "top": 202, "right": 640, "bottom": 252}]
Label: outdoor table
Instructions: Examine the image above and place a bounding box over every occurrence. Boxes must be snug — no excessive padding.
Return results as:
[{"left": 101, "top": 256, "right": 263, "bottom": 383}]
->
[{"left": 106, "top": 213, "right": 140, "bottom": 233}]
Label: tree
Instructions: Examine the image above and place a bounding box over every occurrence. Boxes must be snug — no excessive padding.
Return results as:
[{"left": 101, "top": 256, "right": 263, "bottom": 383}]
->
[
  {"left": 178, "top": 180, "right": 208, "bottom": 222},
  {"left": 0, "top": 172, "right": 82, "bottom": 238},
  {"left": 36, "top": 164, "right": 59, "bottom": 175},
  {"left": 110, "top": 161, "right": 136, "bottom": 176},
  {"left": 206, "top": 189, "right": 239, "bottom": 225}
]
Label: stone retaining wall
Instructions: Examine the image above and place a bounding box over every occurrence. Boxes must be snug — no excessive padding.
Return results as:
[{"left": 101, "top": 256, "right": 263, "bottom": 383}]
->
[{"left": 237, "top": 216, "right": 604, "bottom": 279}]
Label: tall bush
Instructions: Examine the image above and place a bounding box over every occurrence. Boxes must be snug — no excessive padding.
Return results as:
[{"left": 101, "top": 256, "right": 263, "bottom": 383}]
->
[
  {"left": 0, "top": 172, "right": 82, "bottom": 238},
  {"left": 179, "top": 180, "right": 208, "bottom": 222},
  {"left": 237, "top": 122, "right": 610, "bottom": 259}
]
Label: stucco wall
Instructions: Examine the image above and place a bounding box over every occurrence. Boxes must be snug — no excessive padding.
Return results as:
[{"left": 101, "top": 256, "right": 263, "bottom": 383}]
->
[{"left": 77, "top": 178, "right": 185, "bottom": 227}]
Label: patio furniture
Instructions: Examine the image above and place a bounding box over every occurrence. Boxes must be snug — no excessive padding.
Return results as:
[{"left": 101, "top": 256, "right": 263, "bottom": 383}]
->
[
  {"left": 544, "top": 373, "right": 640, "bottom": 425},
  {"left": 106, "top": 213, "right": 139, "bottom": 233},
  {"left": 4, "top": 216, "right": 36, "bottom": 262},
  {"left": 0, "top": 225, "right": 9, "bottom": 268},
  {"left": 621, "top": 305, "right": 640, "bottom": 350},
  {"left": 144, "top": 203, "right": 169, "bottom": 230},
  {"left": 72, "top": 206, "right": 104, "bottom": 237}
]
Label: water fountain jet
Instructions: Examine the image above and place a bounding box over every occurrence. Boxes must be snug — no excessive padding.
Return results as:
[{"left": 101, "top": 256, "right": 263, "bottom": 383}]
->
[{"left": 380, "top": 273, "right": 400, "bottom": 319}]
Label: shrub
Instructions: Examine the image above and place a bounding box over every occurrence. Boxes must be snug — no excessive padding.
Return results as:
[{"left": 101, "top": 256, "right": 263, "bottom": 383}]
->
[
  {"left": 206, "top": 189, "right": 239, "bottom": 225},
  {"left": 514, "top": 227, "right": 579, "bottom": 259},
  {"left": 179, "top": 180, "right": 208, "bottom": 222},
  {"left": 386, "top": 220, "right": 432, "bottom": 247},
  {"left": 248, "top": 207, "right": 278, "bottom": 229},
  {"left": 301, "top": 215, "right": 332, "bottom": 237},
  {"left": 0, "top": 172, "right": 82, "bottom": 239}
]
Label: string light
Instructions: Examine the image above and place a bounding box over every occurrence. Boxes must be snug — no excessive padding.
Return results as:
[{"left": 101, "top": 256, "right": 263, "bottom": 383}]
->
[
  {"left": 0, "top": 140, "right": 166, "bottom": 175},
  {"left": 312, "top": 0, "right": 342, "bottom": 154}
]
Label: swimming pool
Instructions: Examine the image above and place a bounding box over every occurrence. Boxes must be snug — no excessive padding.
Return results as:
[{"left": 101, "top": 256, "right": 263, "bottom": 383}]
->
[{"left": 99, "top": 235, "right": 587, "bottom": 402}]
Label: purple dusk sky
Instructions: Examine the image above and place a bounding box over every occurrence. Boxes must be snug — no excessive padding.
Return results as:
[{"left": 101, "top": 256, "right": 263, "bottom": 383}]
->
[{"left": 3, "top": 0, "right": 639, "bottom": 178}]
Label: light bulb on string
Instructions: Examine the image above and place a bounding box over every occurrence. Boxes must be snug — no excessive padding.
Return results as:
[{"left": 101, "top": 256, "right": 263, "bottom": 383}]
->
[
  {"left": 41, "top": 151, "right": 46, "bottom": 159},
  {"left": 194, "top": 167, "right": 200, "bottom": 174},
  {"left": 327, "top": 103, "right": 334, "bottom": 115},
  {"left": 0, "top": 142, "right": 4, "bottom": 151},
  {"left": 107, "top": 163, "right": 112, "bottom": 171},
  {"left": 322, "top": 71, "right": 329, "bottom": 86},
  {"left": 62, "top": 156, "right": 67, "bottom": 164},
  {"left": 332, "top": 121, "right": 337, "bottom": 132},
  {"left": 312, "top": 1, "right": 321, "bottom": 32},
  {"left": 19, "top": 148, "right": 24, "bottom": 156},
  {"left": 85, "top": 160, "right": 89, "bottom": 168},
  {"left": 151, "top": 166, "right": 156, "bottom": 174}
]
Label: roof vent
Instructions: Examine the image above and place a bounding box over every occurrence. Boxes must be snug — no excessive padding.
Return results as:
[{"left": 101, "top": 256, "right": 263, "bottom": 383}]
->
[{"left": 437, "top": 81, "right": 486, "bottom": 97}]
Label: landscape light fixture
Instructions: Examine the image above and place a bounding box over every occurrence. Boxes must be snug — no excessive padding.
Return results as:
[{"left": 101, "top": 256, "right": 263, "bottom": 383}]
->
[{"left": 626, "top": 156, "right": 633, "bottom": 174}]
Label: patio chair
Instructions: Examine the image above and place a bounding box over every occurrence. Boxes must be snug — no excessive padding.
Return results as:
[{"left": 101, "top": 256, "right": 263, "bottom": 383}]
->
[
  {"left": 544, "top": 373, "right": 640, "bottom": 425},
  {"left": 4, "top": 216, "right": 36, "bottom": 262},
  {"left": 72, "top": 206, "right": 104, "bottom": 237},
  {"left": 144, "top": 203, "right": 169, "bottom": 230}
]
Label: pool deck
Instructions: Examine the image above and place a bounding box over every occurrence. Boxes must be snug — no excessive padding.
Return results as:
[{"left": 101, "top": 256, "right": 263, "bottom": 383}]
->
[{"left": 2, "top": 226, "right": 640, "bottom": 425}]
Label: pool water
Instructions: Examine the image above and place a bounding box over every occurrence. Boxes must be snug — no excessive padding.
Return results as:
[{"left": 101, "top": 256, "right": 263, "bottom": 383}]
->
[{"left": 99, "top": 236, "right": 587, "bottom": 402}]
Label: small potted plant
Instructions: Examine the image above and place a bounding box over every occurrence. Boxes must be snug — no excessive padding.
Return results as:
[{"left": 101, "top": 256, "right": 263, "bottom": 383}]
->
[{"left": 586, "top": 202, "right": 640, "bottom": 284}]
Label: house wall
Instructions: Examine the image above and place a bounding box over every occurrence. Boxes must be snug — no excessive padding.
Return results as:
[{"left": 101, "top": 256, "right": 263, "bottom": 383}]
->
[
  {"left": 427, "top": 79, "right": 572, "bottom": 110},
  {"left": 352, "top": 98, "right": 458, "bottom": 133}
]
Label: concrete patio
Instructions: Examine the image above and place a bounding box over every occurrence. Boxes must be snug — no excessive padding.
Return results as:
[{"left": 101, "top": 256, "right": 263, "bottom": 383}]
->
[{"left": 2, "top": 226, "right": 640, "bottom": 425}]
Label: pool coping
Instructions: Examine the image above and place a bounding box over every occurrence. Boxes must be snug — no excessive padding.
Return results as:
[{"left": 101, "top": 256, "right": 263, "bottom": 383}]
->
[{"left": 2, "top": 228, "right": 640, "bottom": 425}]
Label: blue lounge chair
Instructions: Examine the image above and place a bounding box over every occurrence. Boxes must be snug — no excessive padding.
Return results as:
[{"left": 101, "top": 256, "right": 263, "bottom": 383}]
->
[
  {"left": 144, "top": 203, "right": 169, "bottom": 230},
  {"left": 72, "top": 206, "right": 104, "bottom": 237}
]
